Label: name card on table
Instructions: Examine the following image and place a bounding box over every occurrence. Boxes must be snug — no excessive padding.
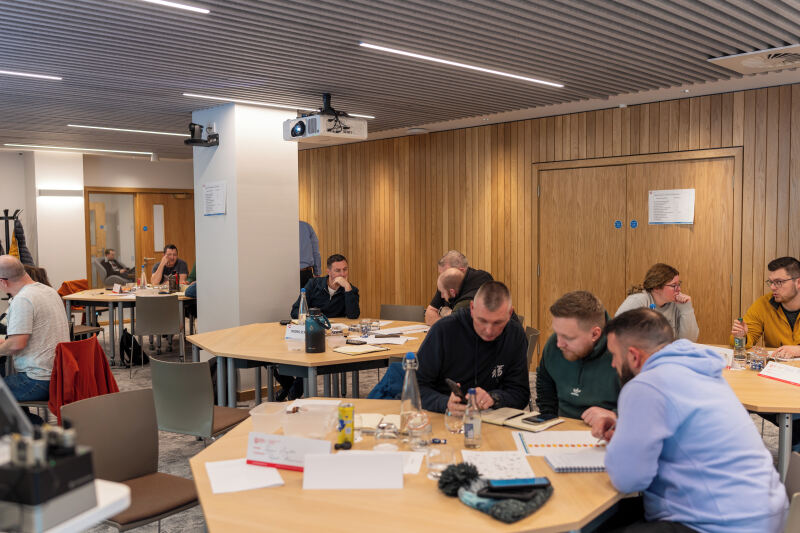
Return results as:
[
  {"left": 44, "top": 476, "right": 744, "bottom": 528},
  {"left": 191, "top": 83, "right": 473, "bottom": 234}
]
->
[
  {"left": 303, "top": 453, "right": 404, "bottom": 490},
  {"left": 759, "top": 362, "right": 800, "bottom": 386},
  {"left": 246, "top": 432, "right": 330, "bottom": 471},
  {"left": 112, "top": 283, "right": 122, "bottom": 294},
  {"left": 284, "top": 324, "right": 305, "bottom": 340}
]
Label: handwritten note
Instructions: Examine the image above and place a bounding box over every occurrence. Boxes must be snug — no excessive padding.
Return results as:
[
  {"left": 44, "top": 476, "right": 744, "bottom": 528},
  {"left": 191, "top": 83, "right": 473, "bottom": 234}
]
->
[
  {"left": 760, "top": 361, "right": 800, "bottom": 386},
  {"left": 460, "top": 450, "right": 535, "bottom": 479},
  {"left": 246, "top": 432, "right": 330, "bottom": 471}
]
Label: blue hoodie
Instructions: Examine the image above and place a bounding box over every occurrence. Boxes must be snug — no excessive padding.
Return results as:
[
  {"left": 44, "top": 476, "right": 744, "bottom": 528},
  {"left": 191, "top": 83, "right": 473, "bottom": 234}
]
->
[{"left": 605, "top": 339, "right": 788, "bottom": 533}]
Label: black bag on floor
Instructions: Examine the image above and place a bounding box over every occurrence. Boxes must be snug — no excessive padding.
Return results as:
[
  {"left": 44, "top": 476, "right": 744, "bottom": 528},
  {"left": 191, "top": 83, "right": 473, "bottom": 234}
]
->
[{"left": 120, "top": 328, "right": 149, "bottom": 367}]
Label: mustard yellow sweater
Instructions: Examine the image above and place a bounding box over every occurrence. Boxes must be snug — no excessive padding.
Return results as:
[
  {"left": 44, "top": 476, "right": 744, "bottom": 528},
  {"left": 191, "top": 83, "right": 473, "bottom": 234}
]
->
[{"left": 733, "top": 294, "right": 800, "bottom": 348}]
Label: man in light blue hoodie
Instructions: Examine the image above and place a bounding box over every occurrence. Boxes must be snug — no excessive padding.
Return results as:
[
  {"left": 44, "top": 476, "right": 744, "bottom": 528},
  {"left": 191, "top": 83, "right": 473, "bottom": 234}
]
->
[{"left": 590, "top": 308, "right": 787, "bottom": 533}]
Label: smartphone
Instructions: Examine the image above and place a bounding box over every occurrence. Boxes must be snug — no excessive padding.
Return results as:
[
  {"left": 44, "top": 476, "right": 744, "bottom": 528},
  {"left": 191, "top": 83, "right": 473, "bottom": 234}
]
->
[
  {"left": 444, "top": 378, "right": 467, "bottom": 403},
  {"left": 346, "top": 338, "right": 366, "bottom": 345},
  {"left": 521, "top": 413, "right": 558, "bottom": 424},
  {"left": 488, "top": 477, "right": 551, "bottom": 490},
  {"left": 279, "top": 319, "right": 292, "bottom": 326}
]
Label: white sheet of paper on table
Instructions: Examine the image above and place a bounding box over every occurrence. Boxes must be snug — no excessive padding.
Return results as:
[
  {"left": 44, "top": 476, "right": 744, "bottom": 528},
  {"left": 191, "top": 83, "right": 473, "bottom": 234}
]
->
[
  {"left": 460, "top": 450, "right": 535, "bottom": 479},
  {"left": 513, "top": 430, "right": 606, "bottom": 456},
  {"left": 348, "top": 450, "right": 425, "bottom": 475},
  {"left": 246, "top": 433, "right": 331, "bottom": 470},
  {"left": 760, "top": 361, "right": 800, "bottom": 386},
  {"left": 205, "top": 458, "right": 284, "bottom": 494},
  {"left": 363, "top": 335, "right": 413, "bottom": 345},
  {"left": 379, "top": 325, "right": 430, "bottom": 335},
  {"left": 303, "top": 453, "right": 404, "bottom": 489}
]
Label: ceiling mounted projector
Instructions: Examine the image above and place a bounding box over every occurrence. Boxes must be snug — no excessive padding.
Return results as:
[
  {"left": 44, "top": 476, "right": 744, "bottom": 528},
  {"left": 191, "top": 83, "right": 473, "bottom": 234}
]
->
[{"left": 283, "top": 93, "right": 367, "bottom": 144}]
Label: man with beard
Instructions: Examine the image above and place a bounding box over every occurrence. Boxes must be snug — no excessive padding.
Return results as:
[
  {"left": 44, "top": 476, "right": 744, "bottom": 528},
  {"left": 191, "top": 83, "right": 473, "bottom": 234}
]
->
[
  {"left": 592, "top": 309, "right": 787, "bottom": 533},
  {"left": 535, "top": 291, "right": 620, "bottom": 426}
]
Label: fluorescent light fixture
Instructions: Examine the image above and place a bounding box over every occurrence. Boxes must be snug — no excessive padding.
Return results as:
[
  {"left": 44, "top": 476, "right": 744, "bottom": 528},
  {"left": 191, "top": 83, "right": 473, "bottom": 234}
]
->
[
  {"left": 140, "top": 0, "right": 209, "bottom": 14},
  {"left": 359, "top": 42, "right": 564, "bottom": 88},
  {"left": 37, "top": 189, "right": 83, "bottom": 197},
  {"left": 183, "top": 93, "right": 376, "bottom": 119},
  {"left": 4, "top": 143, "right": 153, "bottom": 155},
  {"left": 0, "top": 69, "right": 61, "bottom": 81},
  {"left": 68, "top": 124, "right": 188, "bottom": 137}
]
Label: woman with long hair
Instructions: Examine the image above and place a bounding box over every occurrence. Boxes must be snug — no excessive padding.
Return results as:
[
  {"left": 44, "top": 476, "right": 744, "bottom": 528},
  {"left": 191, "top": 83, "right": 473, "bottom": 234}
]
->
[{"left": 615, "top": 263, "right": 699, "bottom": 341}]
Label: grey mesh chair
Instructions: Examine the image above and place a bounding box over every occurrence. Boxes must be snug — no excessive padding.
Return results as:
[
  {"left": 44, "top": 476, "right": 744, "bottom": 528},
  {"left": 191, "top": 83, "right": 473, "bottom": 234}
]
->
[
  {"left": 380, "top": 304, "right": 426, "bottom": 322},
  {"left": 61, "top": 390, "right": 197, "bottom": 531},
  {"left": 150, "top": 357, "right": 248, "bottom": 441},
  {"left": 786, "top": 451, "right": 800, "bottom": 499},
  {"left": 131, "top": 294, "right": 182, "bottom": 377},
  {"left": 525, "top": 327, "right": 541, "bottom": 411},
  {"left": 92, "top": 257, "right": 128, "bottom": 289}
]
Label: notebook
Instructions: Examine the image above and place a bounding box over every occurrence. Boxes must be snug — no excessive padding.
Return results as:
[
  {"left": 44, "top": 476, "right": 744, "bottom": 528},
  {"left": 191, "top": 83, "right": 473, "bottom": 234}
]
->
[
  {"left": 544, "top": 450, "right": 606, "bottom": 473},
  {"left": 481, "top": 408, "right": 564, "bottom": 432},
  {"left": 513, "top": 430, "right": 605, "bottom": 456}
]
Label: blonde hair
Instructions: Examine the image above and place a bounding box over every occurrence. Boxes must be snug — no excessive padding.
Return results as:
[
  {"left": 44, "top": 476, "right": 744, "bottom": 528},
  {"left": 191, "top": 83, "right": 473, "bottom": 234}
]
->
[{"left": 628, "top": 263, "right": 679, "bottom": 295}]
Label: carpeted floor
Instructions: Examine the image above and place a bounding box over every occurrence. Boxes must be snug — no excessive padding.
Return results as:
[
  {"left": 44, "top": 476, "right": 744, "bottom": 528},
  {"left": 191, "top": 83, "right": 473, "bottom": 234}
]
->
[{"left": 82, "top": 329, "right": 782, "bottom": 532}]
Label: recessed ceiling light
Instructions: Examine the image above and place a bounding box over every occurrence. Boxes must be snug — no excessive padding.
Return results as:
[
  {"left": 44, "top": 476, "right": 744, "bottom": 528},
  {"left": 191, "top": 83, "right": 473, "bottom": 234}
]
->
[
  {"left": 140, "top": 0, "right": 209, "bottom": 14},
  {"left": 68, "top": 124, "right": 188, "bottom": 137},
  {"left": 182, "top": 93, "right": 376, "bottom": 119},
  {"left": 4, "top": 144, "right": 152, "bottom": 155},
  {"left": 407, "top": 128, "right": 428, "bottom": 135},
  {"left": 359, "top": 42, "right": 563, "bottom": 88},
  {"left": 0, "top": 69, "right": 61, "bottom": 80}
]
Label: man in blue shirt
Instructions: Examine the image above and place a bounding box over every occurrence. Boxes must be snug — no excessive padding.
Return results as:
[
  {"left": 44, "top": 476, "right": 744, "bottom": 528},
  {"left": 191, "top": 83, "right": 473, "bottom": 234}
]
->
[{"left": 299, "top": 221, "right": 321, "bottom": 289}]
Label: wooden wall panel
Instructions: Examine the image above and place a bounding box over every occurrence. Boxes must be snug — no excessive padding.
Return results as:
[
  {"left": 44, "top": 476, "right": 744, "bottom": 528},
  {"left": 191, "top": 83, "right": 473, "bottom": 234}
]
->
[{"left": 299, "top": 83, "right": 799, "bottom": 339}]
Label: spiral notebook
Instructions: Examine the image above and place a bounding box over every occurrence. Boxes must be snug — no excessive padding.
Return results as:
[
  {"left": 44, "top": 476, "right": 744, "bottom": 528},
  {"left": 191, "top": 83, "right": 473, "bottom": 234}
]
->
[{"left": 544, "top": 450, "right": 606, "bottom": 473}]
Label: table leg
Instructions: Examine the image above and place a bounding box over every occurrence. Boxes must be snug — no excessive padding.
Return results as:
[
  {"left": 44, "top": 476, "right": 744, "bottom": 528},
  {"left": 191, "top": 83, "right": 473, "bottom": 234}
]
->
[
  {"left": 178, "top": 300, "right": 186, "bottom": 362},
  {"left": 227, "top": 357, "right": 236, "bottom": 408},
  {"left": 84, "top": 306, "right": 91, "bottom": 327},
  {"left": 192, "top": 344, "right": 199, "bottom": 363},
  {"left": 307, "top": 367, "right": 318, "bottom": 397},
  {"left": 351, "top": 371, "right": 360, "bottom": 399},
  {"left": 216, "top": 357, "right": 226, "bottom": 407},
  {"left": 340, "top": 373, "right": 347, "bottom": 398},
  {"left": 65, "top": 301, "right": 71, "bottom": 321},
  {"left": 254, "top": 367, "right": 262, "bottom": 406},
  {"left": 323, "top": 375, "right": 331, "bottom": 397},
  {"left": 778, "top": 413, "right": 792, "bottom": 481},
  {"left": 332, "top": 374, "right": 340, "bottom": 397},
  {"left": 266, "top": 366, "right": 274, "bottom": 402},
  {"left": 108, "top": 302, "right": 117, "bottom": 366}
]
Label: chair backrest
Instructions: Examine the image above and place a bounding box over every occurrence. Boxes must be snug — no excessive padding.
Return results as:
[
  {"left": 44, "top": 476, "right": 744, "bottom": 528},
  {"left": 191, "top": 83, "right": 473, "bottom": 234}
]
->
[
  {"left": 516, "top": 314, "right": 525, "bottom": 328},
  {"left": 380, "top": 304, "right": 426, "bottom": 322},
  {"left": 786, "top": 451, "right": 800, "bottom": 498},
  {"left": 785, "top": 493, "right": 800, "bottom": 533},
  {"left": 61, "top": 389, "right": 158, "bottom": 482},
  {"left": 525, "top": 327, "right": 541, "bottom": 369},
  {"left": 91, "top": 257, "right": 108, "bottom": 282},
  {"left": 57, "top": 279, "right": 89, "bottom": 298},
  {"left": 134, "top": 294, "right": 181, "bottom": 336},
  {"left": 150, "top": 357, "right": 214, "bottom": 438}
]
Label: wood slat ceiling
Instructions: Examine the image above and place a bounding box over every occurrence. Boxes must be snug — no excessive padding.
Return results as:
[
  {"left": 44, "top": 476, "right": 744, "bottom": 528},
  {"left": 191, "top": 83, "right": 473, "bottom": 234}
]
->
[{"left": 1, "top": 0, "right": 798, "bottom": 159}]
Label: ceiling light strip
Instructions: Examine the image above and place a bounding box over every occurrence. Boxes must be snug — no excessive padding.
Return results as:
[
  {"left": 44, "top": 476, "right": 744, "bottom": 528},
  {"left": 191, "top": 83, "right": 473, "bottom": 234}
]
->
[
  {"left": 140, "top": 0, "right": 209, "bottom": 14},
  {"left": 182, "top": 93, "right": 375, "bottom": 119},
  {"left": 67, "top": 124, "right": 188, "bottom": 136},
  {"left": 4, "top": 144, "right": 153, "bottom": 155},
  {"left": 359, "top": 42, "right": 563, "bottom": 88},
  {"left": 0, "top": 69, "right": 62, "bottom": 80}
]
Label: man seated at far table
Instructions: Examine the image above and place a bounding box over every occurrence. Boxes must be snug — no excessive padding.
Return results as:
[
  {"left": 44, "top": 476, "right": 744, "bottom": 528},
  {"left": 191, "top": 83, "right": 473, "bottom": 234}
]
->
[
  {"left": 151, "top": 244, "right": 189, "bottom": 285},
  {"left": 425, "top": 250, "right": 493, "bottom": 326},
  {"left": 291, "top": 253, "right": 360, "bottom": 320},
  {"left": 536, "top": 291, "right": 620, "bottom": 426},
  {"left": 593, "top": 309, "right": 788, "bottom": 533},
  {"left": 417, "top": 281, "right": 530, "bottom": 414},
  {"left": 101, "top": 248, "right": 135, "bottom": 281}
]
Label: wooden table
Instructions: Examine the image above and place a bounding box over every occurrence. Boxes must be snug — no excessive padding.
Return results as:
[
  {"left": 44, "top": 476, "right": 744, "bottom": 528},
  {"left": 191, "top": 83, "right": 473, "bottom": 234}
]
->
[
  {"left": 63, "top": 289, "right": 194, "bottom": 365},
  {"left": 724, "top": 360, "right": 800, "bottom": 481},
  {"left": 190, "top": 399, "right": 622, "bottom": 533},
  {"left": 187, "top": 321, "right": 427, "bottom": 407}
]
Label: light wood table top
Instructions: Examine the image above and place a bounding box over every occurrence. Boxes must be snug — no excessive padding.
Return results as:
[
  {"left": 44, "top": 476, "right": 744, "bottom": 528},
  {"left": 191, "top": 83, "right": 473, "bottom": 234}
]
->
[
  {"left": 63, "top": 288, "right": 193, "bottom": 302},
  {"left": 190, "top": 399, "right": 621, "bottom": 533},
  {"left": 724, "top": 359, "right": 800, "bottom": 413},
  {"left": 186, "top": 320, "right": 426, "bottom": 367}
]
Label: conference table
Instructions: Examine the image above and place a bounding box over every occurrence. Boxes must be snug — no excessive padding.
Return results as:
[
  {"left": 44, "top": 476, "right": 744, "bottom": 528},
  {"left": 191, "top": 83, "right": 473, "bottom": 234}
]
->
[
  {"left": 187, "top": 320, "right": 428, "bottom": 408},
  {"left": 62, "top": 288, "right": 194, "bottom": 366},
  {"left": 189, "top": 399, "right": 622, "bottom": 533}
]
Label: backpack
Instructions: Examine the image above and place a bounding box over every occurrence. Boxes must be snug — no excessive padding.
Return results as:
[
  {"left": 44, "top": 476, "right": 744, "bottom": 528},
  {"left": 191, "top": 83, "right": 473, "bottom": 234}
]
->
[{"left": 119, "top": 328, "right": 149, "bottom": 367}]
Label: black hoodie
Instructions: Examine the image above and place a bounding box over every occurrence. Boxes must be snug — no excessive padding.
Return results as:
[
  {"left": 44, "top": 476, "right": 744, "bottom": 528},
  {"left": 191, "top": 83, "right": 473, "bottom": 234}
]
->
[{"left": 416, "top": 307, "right": 530, "bottom": 413}]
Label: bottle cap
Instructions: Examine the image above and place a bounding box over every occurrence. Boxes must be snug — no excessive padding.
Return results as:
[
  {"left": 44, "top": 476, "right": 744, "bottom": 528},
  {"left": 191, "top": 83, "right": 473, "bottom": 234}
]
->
[
  {"left": 301, "top": 288, "right": 306, "bottom": 293},
  {"left": 649, "top": 304, "right": 656, "bottom": 310},
  {"left": 467, "top": 387, "right": 476, "bottom": 394},
  {"left": 404, "top": 352, "right": 415, "bottom": 360}
]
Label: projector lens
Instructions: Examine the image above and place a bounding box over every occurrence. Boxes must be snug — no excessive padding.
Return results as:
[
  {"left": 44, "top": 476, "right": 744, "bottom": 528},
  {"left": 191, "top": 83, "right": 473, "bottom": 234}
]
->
[{"left": 291, "top": 121, "right": 306, "bottom": 137}]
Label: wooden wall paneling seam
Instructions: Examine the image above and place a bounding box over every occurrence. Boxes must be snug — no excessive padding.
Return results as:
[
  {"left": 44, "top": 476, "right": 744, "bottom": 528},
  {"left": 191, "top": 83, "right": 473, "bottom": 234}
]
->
[
  {"left": 639, "top": 104, "right": 649, "bottom": 155},
  {"left": 621, "top": 107, "right": 631, "bottom": 156},
  {"left": 630, "top": 106, "right": 640, "bottom": 155},
  {"left": 613, "top": 107, "right": 623, "bottom": 156},
  {"left": 776, "top": 86, "right": 791, "bottom": 257},
  {"left": 710, "top": 94, "right": 722, "bottom": 148},
  {"left": 721, "top": 92, "right": 733, "bottom": 148},
  {"left": 554, "top": 115, "right": 563, "bottom": 161},
  {"left": 668, "top": 100, "right": 679, "bottom": 152},
  {"left": 764, "top": 87, "right": 780, "bottom": 268},
  {"left": 649, "top": 102, "right": 660, "bottom": 154},
  {"left": 699, "top": 95, "right": 711, "bottom": 149},
  {"left": 679, "top": 98, "right": 690, "bottom": 151},
  {"left": 658, "top": 101, "right": 670, "bottom": 153},
  {"left": 791, "top": 86, "right": 800, "bottom": 259},
  {"left": 604, "top": 108, "right": 614, "bottom": 157},
  {"left": 753, "top": 88, "right": 768, "bottom": 305},
  {"left": 740, "top": 90, "right": 756, "bottom": 312},
  {"left": 689, "top": 97, "right": 700, "bottom": 150}
]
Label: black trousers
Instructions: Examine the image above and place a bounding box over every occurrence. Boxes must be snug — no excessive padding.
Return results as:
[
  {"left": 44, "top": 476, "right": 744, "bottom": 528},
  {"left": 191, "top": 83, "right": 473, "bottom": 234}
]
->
[{"left": 598, "top": 497, "right": 698, "bottom": 533}]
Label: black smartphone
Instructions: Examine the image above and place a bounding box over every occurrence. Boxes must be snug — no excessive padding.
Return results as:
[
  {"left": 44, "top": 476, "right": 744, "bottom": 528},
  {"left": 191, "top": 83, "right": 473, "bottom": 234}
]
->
[
  {"left": 279, "top": 319, "right": 292, "bottom": 325},
  {"left": 346, "top": 338, "right": 366, "bottom": 345},
  {"left": 445, "top": 378, "right": 467, "bottom": 403},
  {"left": 487, "top": 477, "right": 551, "bottom": 490},
  {"left": 521, "top": 413, "right": 558, "bottom": 424}
]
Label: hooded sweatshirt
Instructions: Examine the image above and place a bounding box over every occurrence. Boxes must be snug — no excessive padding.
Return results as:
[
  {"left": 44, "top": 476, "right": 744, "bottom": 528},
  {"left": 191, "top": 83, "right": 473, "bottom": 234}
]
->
[
  {"left": 416, "top": 307, "right": 530, "bottom": 413},
  {"left": 606, "top": 339, "right": 788, "bottom": 533}
]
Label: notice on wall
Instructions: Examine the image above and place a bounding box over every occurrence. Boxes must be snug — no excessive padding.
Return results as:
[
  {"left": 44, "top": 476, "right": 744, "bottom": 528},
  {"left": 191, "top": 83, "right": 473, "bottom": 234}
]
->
[
  {"left": 648, "top": 189, "right": 695, "bottom": 225},
  {"left": 203, "top": 181, "right": 226, "bottom": 216}
]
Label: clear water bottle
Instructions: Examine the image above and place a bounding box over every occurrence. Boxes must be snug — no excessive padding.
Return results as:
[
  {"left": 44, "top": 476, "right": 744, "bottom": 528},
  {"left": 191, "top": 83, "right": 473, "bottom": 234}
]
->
[
  {"left": 139, "top": 264, "right": 147, "bottom": 289},
  {"left": 464, "top": 388, "right": 482, "bottom": 448},
  {"left": 298, "top": 288, "right": 308, "bottom": 329},
  {"left": 733, "top": 317, "right": 747, "bottom": 370},
  {"left": 400, "top": 352, "right": 431, "bottom": 450}
]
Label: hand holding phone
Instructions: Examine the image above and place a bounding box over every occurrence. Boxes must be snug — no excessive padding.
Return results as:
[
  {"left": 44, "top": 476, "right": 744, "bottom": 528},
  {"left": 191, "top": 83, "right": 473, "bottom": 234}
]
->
[{"left": 445, "top": 378, "right": 466, "bottom": 404}]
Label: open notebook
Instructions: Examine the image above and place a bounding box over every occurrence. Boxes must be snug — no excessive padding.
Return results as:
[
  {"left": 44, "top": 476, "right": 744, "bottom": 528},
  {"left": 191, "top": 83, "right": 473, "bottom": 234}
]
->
[{"left": 544, "top": 449, "right": 606, "bottom": 473}]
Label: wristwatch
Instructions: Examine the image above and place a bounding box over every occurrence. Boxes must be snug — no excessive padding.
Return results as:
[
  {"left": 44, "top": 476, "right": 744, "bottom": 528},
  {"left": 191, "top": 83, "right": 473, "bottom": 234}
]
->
[
  {"left": 439, "top": 306, "right": 453, "bottom": 317},
  {"left": 488, "top": 391, "right": 502, "bottom": 409}
]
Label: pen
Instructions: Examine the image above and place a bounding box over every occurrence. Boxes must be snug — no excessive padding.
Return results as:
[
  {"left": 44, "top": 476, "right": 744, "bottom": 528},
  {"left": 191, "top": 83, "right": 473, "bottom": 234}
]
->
[{"left": 596, "top": 423, "right": 616, "bottom": 445}]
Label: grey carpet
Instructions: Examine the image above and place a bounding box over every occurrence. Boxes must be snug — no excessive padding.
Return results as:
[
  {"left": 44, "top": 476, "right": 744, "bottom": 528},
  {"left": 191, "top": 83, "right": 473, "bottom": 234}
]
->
[{"left": 82, "top": 329, "right": 781, "bottom": 532}]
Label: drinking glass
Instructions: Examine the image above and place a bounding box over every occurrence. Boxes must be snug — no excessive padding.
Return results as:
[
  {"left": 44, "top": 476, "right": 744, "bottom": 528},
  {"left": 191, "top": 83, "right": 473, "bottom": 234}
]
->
[
  {"left": 444, "top": 409, "right": 464, "bottom": 434},
  {"left": 750, "top": 346, "right": 767, "bottom": 371},
  {"left": 360, "top": 318, "right": 372, "bottom": 337},
  {"left": 426, "top": 448, "right": 455, "bottom": 480}
]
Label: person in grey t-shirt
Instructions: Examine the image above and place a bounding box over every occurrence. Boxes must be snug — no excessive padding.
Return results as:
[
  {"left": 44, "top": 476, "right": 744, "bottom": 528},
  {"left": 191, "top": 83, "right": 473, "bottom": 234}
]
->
[
  {"left": 0, "top": 256, "right": 69, "bottom": 423},
  {"left": 615, "top": 263, "right": 699, "bottom": 341}
]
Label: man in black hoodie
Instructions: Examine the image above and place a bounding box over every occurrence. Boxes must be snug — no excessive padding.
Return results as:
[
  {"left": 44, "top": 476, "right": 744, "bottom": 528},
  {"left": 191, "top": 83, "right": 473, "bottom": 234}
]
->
[{"left": 417, "top": 281, "right": 530, "bottom": 414}]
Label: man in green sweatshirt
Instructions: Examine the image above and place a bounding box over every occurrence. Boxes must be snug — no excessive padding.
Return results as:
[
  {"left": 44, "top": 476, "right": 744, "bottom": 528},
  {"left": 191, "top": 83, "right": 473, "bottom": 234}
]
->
[{"left": 536, "top": 291, "right": 620, "bottom": 426}]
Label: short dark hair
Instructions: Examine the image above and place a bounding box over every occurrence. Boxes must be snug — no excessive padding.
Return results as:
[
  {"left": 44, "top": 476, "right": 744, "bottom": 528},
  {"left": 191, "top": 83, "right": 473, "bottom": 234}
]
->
[
  {"left": 768, "top": 257, "right": 800, "bottom": 278},
  {"left": 104, "top": 248, "right": 114, "bottom": 256},
  {"left": 474, "top": 281, "right": 511, "bottom": 311},
  {"left": 164, "top": 244, "right": 178, "bottom": 253},
  {"left": 604, "top": 308, "right": 674, "bottom": 352},
  {"left": 327, "top": 254, "right": 347, "bottom": 268},
  {"left": 550, "top": 291, "right": 605, "bottom": 328}
]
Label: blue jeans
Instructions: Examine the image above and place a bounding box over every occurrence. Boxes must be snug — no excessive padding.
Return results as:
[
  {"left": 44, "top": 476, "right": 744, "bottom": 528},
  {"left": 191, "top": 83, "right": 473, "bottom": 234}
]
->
[
  {"left": 4, "top": 373, "right": 50, "bottom": 425},
  {"left": 185, "top": 283, "right": 197, "bottom": 298}
]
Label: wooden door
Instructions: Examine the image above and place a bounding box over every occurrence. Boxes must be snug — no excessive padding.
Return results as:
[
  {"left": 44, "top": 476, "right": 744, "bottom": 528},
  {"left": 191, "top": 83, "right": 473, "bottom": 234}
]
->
[
  {"left": 537, "top": 166, "right": 628, "bottom": 360},
  {"left": 88, "top": 202, "right": 106, "bottom": 287},
  {"left": 625, "top": 157, "right": 735, "bottom": 343},
  {"left": 134, "top": 192, "right": 195, "bottom": 275}
]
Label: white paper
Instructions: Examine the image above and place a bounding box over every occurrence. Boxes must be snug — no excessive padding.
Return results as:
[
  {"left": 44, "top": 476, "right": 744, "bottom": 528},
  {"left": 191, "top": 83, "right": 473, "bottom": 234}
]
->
[
  {"left": 514, "top": 430, "right": 606, "bottom": 456},
  {"left": 378, "top": 320, "right": 393, "bottom": 327},
  {"left": 205, "top": 458, "right": 284, "bottom": 494},
  {"left": 648, "top": 189, "right": 695, "bottom": 225},
  {"left": 760, "top": 361, "right": 800, "bottom": 386},
  {"left": 246, "top": 433, "right": 330, "bottom": 470},
  {"left": 284, "top": 324, "right": 306, "bottom": 340},
  {"left": 379, "top": 324, "right": 429, "bottom": 335},
  {"left": 203, "top": 181, "right": 226, "bottom": 216},
  {"left": 695, "top": 343, "right": 733, "bottom": 367},
  {"left": 363, "top": 335, "right": 413, "bottom": 345},
  {"left": 303, "top": 453, "right": 404, "bottom": 489},
  {"left": 460, "top": 451, "right": 535, "bottom": 479},
  {"left": 348, "top": 450, "right": 424, "bottom": 475}
]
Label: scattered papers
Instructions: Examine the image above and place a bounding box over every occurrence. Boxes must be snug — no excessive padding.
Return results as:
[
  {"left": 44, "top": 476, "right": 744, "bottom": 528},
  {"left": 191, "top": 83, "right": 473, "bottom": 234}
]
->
[
  {"left": 514, "top": 430, "right": 606, "bottom": 456},
  {"left": 379, "top": 324, "right": 429, "bottom": 335},
  {"left": 460, "top": 450, "right": 535, "bottom": 479},
  {"left": 246, "top": 433, "right": 330, "bottom": 471},
  {"left": 759, "top": 362, "right": 800, "bottom": 386},
  {"left": 363, "top": 335, "right": 413, "bottom": 345},
  {"left": 349, "top": 450, "right": 424, "bottom": 475},
  {"left": 205, "top": 458, "right": 284, "bottom": 494},
  {"left": 303, "top": 453, "right": 404, "bottom": 489},
  {"left": 333, "top": 345, "right": 389, "bottom": 355}
]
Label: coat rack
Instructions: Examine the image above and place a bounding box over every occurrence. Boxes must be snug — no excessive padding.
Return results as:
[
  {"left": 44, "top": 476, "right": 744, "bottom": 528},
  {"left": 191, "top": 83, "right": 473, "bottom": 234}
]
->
[{"left": 1, "top": 209, "right": 21, "bottom": 255}]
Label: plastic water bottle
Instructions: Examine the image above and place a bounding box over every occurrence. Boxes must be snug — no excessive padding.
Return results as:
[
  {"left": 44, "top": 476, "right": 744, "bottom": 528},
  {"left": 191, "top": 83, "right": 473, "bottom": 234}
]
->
[
  {"left": 139, "top": 265, "right": 147, "bottom": 289},
  {"left": 733, "top": 317, "right": 747, "bottom": 370},
  {"left": 464, "top": 388, "right": 482, "bottom": 448},
  {"left": 298, "top": 288, "right": 308, "bottom": 329},
  {"left": 400, "top": 352, "right": 431, "bottom": 450}
]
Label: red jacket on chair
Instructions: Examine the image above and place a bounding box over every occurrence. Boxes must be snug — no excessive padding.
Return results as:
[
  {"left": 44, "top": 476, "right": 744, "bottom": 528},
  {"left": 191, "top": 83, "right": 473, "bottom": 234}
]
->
[{"left": 49, "top": 336, "right": 119, "bottom": 424}]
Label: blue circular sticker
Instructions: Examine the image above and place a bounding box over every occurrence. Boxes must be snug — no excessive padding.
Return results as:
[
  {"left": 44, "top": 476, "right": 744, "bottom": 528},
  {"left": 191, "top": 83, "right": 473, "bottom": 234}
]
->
[
  {"left": 614, "top": 220, "right": 622, "bottom": 229},
  {"left": 143, "top": 226, "right": 148, "bottom": 231},
  {"left": 99, "top": 225, "right": 104, "bottom": 229},
  {"left": 630, "top": 220, "right": 638, "bottom": 229}
]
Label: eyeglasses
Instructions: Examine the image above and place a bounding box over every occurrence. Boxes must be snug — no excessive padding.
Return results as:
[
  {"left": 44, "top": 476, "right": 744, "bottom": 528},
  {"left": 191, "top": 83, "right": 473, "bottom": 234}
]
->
[
  {"left": 765, "top": 277, "right": 799, "bottom": 288},
  {"left": 664, "top": 282, "right": 682, "bottom": 290}
]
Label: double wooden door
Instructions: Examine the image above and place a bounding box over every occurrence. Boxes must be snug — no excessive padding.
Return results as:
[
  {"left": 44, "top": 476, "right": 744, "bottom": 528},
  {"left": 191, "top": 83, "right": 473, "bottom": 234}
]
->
[
  {"left": 537, "top": 154, "right": 736, "bottom": 355},
  {"left": 134, "top": 192, "right": 196, "bottom": 275}
]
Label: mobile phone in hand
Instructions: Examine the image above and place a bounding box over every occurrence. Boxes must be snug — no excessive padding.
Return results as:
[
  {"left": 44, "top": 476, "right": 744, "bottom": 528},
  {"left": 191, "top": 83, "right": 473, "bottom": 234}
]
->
[{"left": 445, "top": 378, "right": 467, "bottom": 403}]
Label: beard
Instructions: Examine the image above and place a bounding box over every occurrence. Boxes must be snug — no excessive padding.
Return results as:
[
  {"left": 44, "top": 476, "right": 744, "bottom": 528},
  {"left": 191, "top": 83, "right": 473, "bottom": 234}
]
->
[{"left": 618, "top": 361, "right": 636, "bottom": 386}]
